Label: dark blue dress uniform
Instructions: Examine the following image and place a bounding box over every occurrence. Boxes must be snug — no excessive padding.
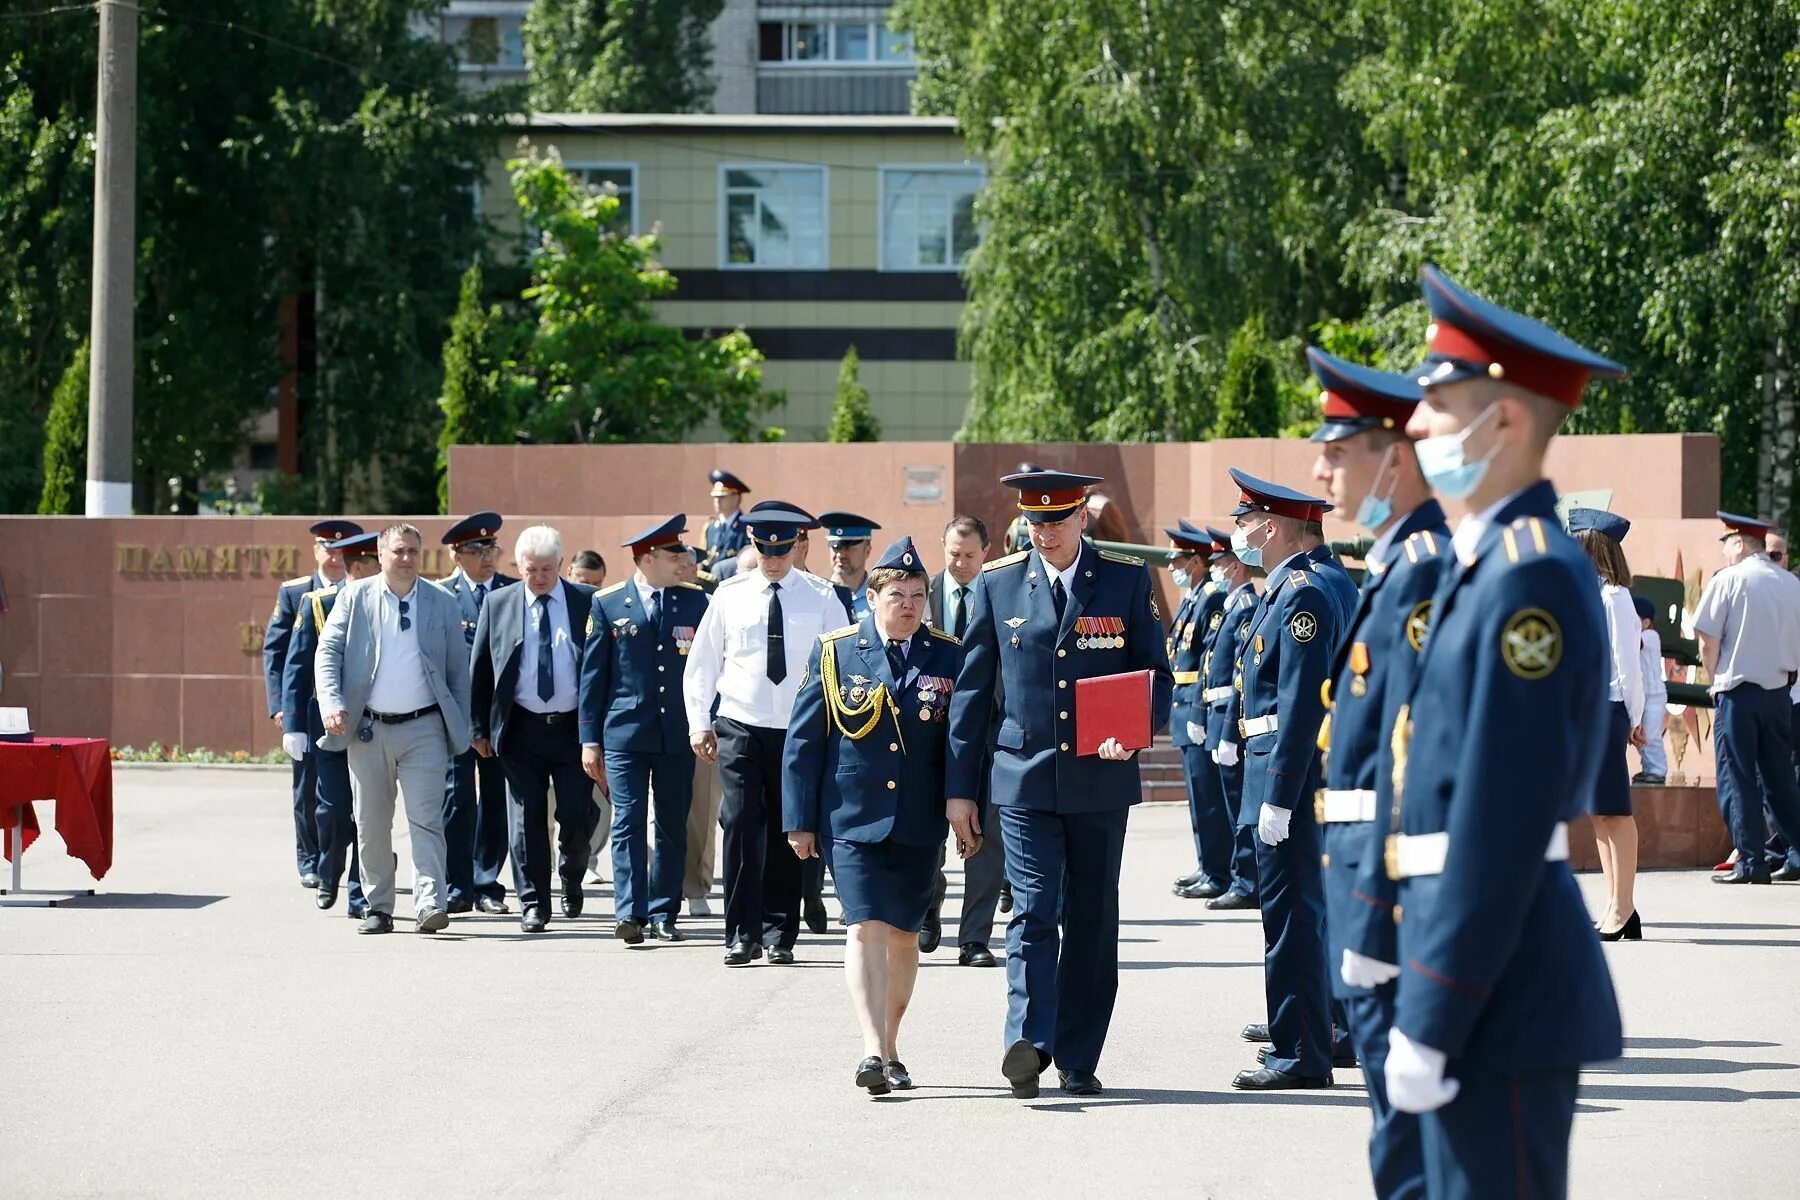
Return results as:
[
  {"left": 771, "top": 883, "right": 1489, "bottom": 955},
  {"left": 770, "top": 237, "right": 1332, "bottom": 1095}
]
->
[
  {"left": 262, "top": 519, "right": 362, "bottom": 884},
  {"left": 1204, "top": 560, "right": 1261, "bottom": 901},
  {"left": 702, "top": 469, "right": 751, "bottom": 573},
  {"left": 438, "top": 511, "right": 517, "bottom": 911},
  {"left": 1224, "top": 470, "right": 1358, "bottom": 1089},
  {"left": 578, "top": 516, "right": 712, "bottom": 928},
  {"left": 1168, "top": 523, "right": 1232, "bottom": 893},
  {"left": 1387, "top": 266, "right": 1625, "bottom": 1198},
  {"left": 946, "top": 470, "right": 1172, "bottom": 1094}
]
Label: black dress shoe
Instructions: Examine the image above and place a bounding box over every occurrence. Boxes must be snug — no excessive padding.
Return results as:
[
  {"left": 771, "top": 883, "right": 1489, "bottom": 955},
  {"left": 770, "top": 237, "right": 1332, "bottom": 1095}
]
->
[
  {"left": 885, "top": 1060, "right": 914, "bottom": 1090},
  {"left": 804, "top": 896, "right": 829, "bottom": 935},
  {"left": 1059, "top": 1070, "right": 1103, "bottom": 1096},
  {"left": 1772, "top": 863, "right": 1800, "bottom": 882},
  {"left": 723, "top": 940, "right": 763, "bottom": 966},
  {"left": 357, "top": 911, "right": 394, "bottom": 935},
  {"left": 446, "top": 897, "right": 474, "bottom": 915},
  {"left": 347, "top": 903, "right": 368, "bottom": 921},
  {"left": 1001, "top": 1038, "right": 1046, "bottom": 1099},
  {"left": 1597, "top": 910, "right": 1642, "bottom": 941},
  {"left": 614, "top": 919, "right": 645, "bottom": 944},
  {"left": 1233, "top": 1067, "right": 1333, "bottom": 1090},
  {"left": 521, "top": 908, "right": 548, "bottom": 933},
  {"left": 1240, "top": 1023, "right": 1271, "bottom": 1043},
  {"left": 561, "top": 888, "right": 584, "bottom": 919},
  {"left": 1712, "top": 868, "right": 1771, "bottom": 885},
  {"left": 999, "top": 882, "right": 1013, "bottom": 914},
  {"left": 958, "top": 943, "right": 997, "bottom": 967},
  {"left": 855, "top": 1056, "right": 892, "bottom": 1095},
  {"left": 416, "top": 907, "right": 450, "bottom": 934},
  {"left": 1259, "top": 1045, "right": 1358, "bottom": 1069},
  {"left": 475, "top": 896, "right": 509, "bottom": 915},
  {"left": 300, "top": 872, "right": 321, "bottom": 889},
  {"left": 315, "top": 887, "right": 338, "bottom": 911},
  {"left": 1177, "top": 878, "right": 1228, "bottom": 900},
  {"left": 1172, "top": 869, "right": 1205, "bottom": 891},
  {"left": 1208, "top": 889, "right": 1259, "bottom": 911},
  {"left": 918, "top": 908, "right": 943, "bottom": 954},
  {"left": 767, "top": 945, "right": 796, "bottom": 965},
  {"left": 646, "top": 919, "right": 686, "bottom": 941}
]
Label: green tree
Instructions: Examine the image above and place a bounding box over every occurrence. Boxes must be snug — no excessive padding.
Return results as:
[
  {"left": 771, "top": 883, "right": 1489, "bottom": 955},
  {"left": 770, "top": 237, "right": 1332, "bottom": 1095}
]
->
[
  {"left": 826, "top": 345, "right": 881, "bottom": 442},
  {"left": 437, "top": 261, "right": 527, "bottom": 510},
  {"left": 1211, "top": 317, "right": 1282, "bottom": 440},
  {"left": 526, "top": 0, "right": 725, "bottom": 113},
  {"left": 37, "top": 339, "right": 88, "bottom": 515}
]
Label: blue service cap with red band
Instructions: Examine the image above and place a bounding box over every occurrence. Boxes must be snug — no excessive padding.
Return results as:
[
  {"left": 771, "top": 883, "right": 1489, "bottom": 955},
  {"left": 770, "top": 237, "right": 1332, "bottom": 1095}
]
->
[
  {"left": 1205, "top": 526, "right": 1236, "bottom": 557},
  {"left": 1306, "top": 346, "right": 1422, "bottom": 444},
  {"left": 1164, "top": 522, "right": 1209, "bottom": 552},
  {"left": 1228, "top": 467, "right": 1333, "bottom": 523},
  {"left": 622, "top": 514, "right": 688, "bottom": 557},
  {"left": 1717, "top": 511, "right": 1776, "bottom": 541},
  {"left": 310, "top": 519, "right": 364, "bottom": 542},
  {"left": 1567, "top": 507, "right": 1631, "bottom": 544},
  {"left": 1002, "top": 469, "right": 1102, "bottom": 524}
]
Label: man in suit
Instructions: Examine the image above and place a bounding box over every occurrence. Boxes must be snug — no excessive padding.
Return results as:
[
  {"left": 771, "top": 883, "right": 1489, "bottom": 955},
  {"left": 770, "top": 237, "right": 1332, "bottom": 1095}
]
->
[
  {"left": 316, "top": 523, "right": 474, "bottom": 936},
  {"left": 281, "top": 531, "right": 382, "bottom": 919},
  {"left": 263, "top": 519, "right": 362, "bottom": 888},
  {"left": 923, "top": 515, "right": 1005, "bottom": 966},
  {"left": 438, "top": 511, "right": 518, "bottom": 915},
  {"left": 578, "top": 515, "right": 711, "bottom": 943},
  {"left": 703, "top": 469, "right": 751, "bottom": 576},
  {"left": 946, "top": 470, "right": 1173, "bottom": 1098},
  {"left": 469, "top": 525, "right": 598, "bottom": 934}
]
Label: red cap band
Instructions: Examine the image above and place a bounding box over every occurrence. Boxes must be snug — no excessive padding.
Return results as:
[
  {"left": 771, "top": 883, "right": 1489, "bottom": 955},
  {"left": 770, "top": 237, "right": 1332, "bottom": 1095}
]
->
[
  {"left": 1238, "top": 489, "right": 1326, "bottom": 524},
  {"left": 630, "top": 531, "right": 682, "bottom": 557},
  {"left": 1018, "top": 486, "right": 1087, "bottom": 513},
  {"left": 1429, "top": 320, "right": 1590, "bottom": 408}
]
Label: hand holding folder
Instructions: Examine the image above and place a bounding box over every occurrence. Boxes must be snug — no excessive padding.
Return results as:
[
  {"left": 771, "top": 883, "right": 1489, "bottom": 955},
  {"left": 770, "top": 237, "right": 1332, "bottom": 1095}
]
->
[{"left": 1074, "top": 669, "right": 1154, "bottom": 757}]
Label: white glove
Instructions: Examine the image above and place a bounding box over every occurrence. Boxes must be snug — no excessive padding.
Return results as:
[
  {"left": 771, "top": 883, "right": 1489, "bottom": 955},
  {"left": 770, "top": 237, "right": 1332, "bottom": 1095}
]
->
[
  {"left": 1386, "top": 1028, "right": 1461, "bottom": 1114},
  {"left": 1186, "top": 720, "right": 1205, "bottom": 744},
  {"left": 1257, "top": 802, "right": 1291, "bottom": 846},
  {"left": 1217, "top": 740, "right": 1240, "bottom": 767},
  {"left": 281, "top": 732, "right": 308, "bottom": 761},
  {"left": 1342, "top": 948, "right": 1401, "bottom": 989}
]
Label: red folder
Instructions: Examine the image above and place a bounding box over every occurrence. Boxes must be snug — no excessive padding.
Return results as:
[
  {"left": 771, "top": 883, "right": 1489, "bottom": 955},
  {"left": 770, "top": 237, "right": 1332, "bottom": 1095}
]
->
[{"left": 1075, "top": 669, "right": 1154, "bottom": 757}]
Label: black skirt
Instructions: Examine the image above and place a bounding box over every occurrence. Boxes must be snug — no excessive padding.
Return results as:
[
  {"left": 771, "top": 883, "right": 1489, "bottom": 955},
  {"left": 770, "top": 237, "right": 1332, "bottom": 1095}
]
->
[
  {"left": 824, "top": 837, "right": 940, "bottom": 930},
  {"left": 1590, "top": 701, "right": 1634, "bottom": 817}
]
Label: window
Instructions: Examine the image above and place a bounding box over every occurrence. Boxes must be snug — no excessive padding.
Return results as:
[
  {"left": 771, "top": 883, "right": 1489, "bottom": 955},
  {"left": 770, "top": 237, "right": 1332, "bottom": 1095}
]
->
[
  {"left": 568, "top": 163, "right": 637, "bottom": 234},
  {"left": 448, "top": 14, "right": 524, "bottom": 69},
  {"left": 721, "top": 166, "right": 827, "bottom": 269},
  {"left": 757, "top": 21, "right": 916, "bottom": 66},
  {"left": 880, "top": 167, "right": 983, "bottom": 271}
]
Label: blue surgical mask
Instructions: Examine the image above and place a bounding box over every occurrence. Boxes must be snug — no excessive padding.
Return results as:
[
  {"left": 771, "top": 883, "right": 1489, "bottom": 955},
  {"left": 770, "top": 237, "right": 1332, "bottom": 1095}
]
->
[
  {"left": 1171, "top": 568, "right": 1191, "bottom": 591},
  {"left": 1230, "top": 523, "right": 1266, "bottom": 569},
  {"left": 1416, "top": 404, "right": 1502, "bottom": 501},
  {"left": 1353, "top": 443, "right": 1400, "bottom": 533}
]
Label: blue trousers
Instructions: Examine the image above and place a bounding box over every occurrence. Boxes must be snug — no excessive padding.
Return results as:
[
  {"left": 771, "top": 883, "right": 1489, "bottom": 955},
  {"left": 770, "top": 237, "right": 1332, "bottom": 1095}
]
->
[
  {"left": 1420, "top": 1069, "right": 1578, "bottom": 1199},
  {"left": 1345, "top": 987, "right": 1426, "bottom": 1200},
  {"left": 604, "top": 747, "right": 695, "bottom": 922},
  {"left": 444, "top": 748, "right": 510, "bottom": 903},
  {"left": 290, "top": 750, "right": 320, "bottom": 877},
  {"left": 499, "top": 715, "right": 596, "bottom": 915},
  {"left": 307, "top": 704, "right": 362, "bottom": 908},
  {"left": 1254, "top": 803, "right": 1334, "bottom": 1078},
  {"left": 999, "top": 805, "right": 1129, "bottom": 1075},
  {"left": 1179, "top": 743, "right": 1232, "bottom": 885},
  {"left": 1220, "top": 756, "right": 1258, "bottom": 897},
  {"left": 1716, "top": 684, "right": 1800, "bottom": 864}
]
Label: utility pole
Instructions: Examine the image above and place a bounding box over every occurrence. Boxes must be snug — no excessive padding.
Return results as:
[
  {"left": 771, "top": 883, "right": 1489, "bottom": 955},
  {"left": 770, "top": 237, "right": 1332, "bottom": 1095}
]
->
[{"left": 84, "top": 0, "right": 137, "bottom": 516}]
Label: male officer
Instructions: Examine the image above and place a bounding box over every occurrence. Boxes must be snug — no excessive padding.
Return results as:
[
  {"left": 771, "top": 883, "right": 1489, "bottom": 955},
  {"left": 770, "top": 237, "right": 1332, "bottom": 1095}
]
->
[
  {"left": 1223, "top": 469, "right": 1357, "bottom": 1092},
  {"left": 946, "top": 469, "right": 1173, "bottom": 1099},
  {"left": 1001, "top": 462, "right": 1045, "bottom": 555},
  {"left": 438, "top": 511, "right": 518, "bottom": 915},
  {"left": 1168, "top": 520, "right": 1232, "bottom": 898},
  {"left": 703, "top": 469, "right": 751, "bottom": 576},
  {"left": 1380, "top": 265, "right": 1624, "bottom": 1197},
  {"left": 1695, "top": 512, "right": 1800, "bottom": 882},
  {"left": 1202, "top": 527, "right": 1262, "bottom": 910},
  {"left": 281, "top": 531, "right": 381, "bottom": 918},
  {"left": 1306, "top": 347, "right": 1448, "bottom": 1195},
  {"left": 263, "top": 518, "right": 363, "bottom": 888},
  {"left": 578, "top": 515, "right": 711, "bottom": 943},
  {"left": 819, "top": 510, "right": 883, "bottom": 623}
]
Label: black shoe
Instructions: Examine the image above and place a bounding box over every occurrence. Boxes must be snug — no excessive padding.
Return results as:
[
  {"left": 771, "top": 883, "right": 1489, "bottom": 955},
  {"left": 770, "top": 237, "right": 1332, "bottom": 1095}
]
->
[
  {"left": 300, "top": 872, "right": 321, "bottom": 889},
  {"left": 1233, "top": 1067, "right": 1333, "bottom": 1090},
  {"left": 804, "top": 896, "right": 829, "bottom": 935},
  {"left": 1258, "top": 1045, "right": 1358, "bottom": 1069},
  {"left": 1772, "top": 863, "right": 1800, "bottom": 882},
  {"left": 1241, "top": 1023, "right": 1271, "bottom": 1043},
  {"left": 886, "top": 1060, "right": 914, "bottom": 1090},
  {"left": 958, "top": 943, "right": 997, "bottom": 967},
  {"left": 446, "top": 897, "right": 474, "bottom": 915},
  {"left": 315, "top": 887, "right": 338, "bottom": 911},
  {"left": 1712, "top": 868, "right": 1771, "bottom": 885},
  {"left": 918, "top": 909, "right": 943, "bottom": 954},
  {"left": 521, "top": 908, "right": 548, "bottom": 934},
  {"left": 856, "top": 1056, "right": 892, "bottom": 1095},
  {"left": 561, "top": 887, "right": 584, "bottom": 919},
  {"left": 475, "top": 896, "right": 509, "bottom": 915},
  {"left": 1597, "top": 911, "right": 1642, "bottom": 941},
  {"left": 1208, "top": 889, "right": 1258, "bottom": 911},
  {"left": 347, "top": 903, "right": 368, "bottom": 921},
  {"left": 1172, "top": 869, "right": 1205, "bottom": 891},
  {"left": 614, "top": 919, "right": 645, "bottom": 944},
  {"left": 723, "top": 940, "right": 764, "bottom": 966},
  {"left": 646, "top": 918, "right": 685, "bottom": 941},
  {"left": 416, "top": 907, "right": 450, "bottom": 934},
  {"left": 1001, "top": 1038, "right": 1046, "bottom": 1099},
  {"left": 1058, "top": 1070, "right": 1103, "bottom": 1096},
  {"left": 999, "top": 883, "right": 1013, "bottom": 914},
  {"left": 357, "top": 911, "right": 393, "bottom": 935},
  {"left": 1177, "top": 877, "right": 1228, "bottom": 900},
  {"left": 767, "top": 945, "right": 796, "bottom": 965}
]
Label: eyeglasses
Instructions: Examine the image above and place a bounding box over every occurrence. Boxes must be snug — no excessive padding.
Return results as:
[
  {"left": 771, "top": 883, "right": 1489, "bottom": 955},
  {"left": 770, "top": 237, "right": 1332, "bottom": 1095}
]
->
[
  {"left": 1773, "top": 551, "right": 1787, "bottom": 563},
  {"left": 398, "top": 597, "right": 411, "bottom": 632}
]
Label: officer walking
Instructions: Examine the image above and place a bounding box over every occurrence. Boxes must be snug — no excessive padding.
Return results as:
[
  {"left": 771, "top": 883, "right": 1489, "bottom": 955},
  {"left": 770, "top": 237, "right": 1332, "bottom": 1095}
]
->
[
  {"left": 1306, "top": 346, "right": 1448, "bottom": 1195},
  {"left": 1222, "top": 469, "right": 1357, "bottom": 1092},
  {"left": 263, "top": 518, "right": 363, "bottom": 888},
  {"left": 1696, "top": 511, "right": 1800, "bottom": 882},
  {"left": 1381, "top": 265, "right": 1623, "bottom": 1197},
  {"left": 946, "top": 469, "right": 1173, "bottom": 1099},
  {"left": 1167, "top": 520, "right": 1232, "bottom": 898},
  {"left": 438, "top": 511, "right": 518, "bottom": 915},
  {"left": 1202, "top": 527, "right": 1262, "bottom": 910},
  {"left": 703, "top": 469, "right": 751, "bottom": 578}
]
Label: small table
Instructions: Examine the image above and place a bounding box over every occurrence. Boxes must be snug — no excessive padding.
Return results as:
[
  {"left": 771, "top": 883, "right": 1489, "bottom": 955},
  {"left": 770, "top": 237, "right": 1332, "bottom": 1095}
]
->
[{"left": 0, "top": 737, "right": 113, "bottom": 906}]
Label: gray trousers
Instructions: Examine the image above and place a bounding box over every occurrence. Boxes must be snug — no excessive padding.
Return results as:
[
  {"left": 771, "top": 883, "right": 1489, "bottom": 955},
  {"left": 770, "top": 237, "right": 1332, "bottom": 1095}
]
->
[
  {"left": 349, "top": 717, "right": 451, "bottom": 918},
  {"left": 958, "top": 826, "right": 1006, "bottom": 947}
]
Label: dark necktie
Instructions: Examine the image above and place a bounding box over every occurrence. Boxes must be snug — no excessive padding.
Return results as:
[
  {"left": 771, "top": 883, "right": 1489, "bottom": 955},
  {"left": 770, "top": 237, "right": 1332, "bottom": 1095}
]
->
[
  {"left": 1051, "top": 576, "right": 1067, "bottom": 621},
  {"left": 766, "top": 582, "right": 786, "bottom": 684},
  {"left": 475, "top": 582, "right": 488, "bottom": 609},
  {"left": 647, "top": 587, "right": 663, "bottom": 634},
  {"left": 887, "top": 638, "right": 908, "bottom": 683},
  {"left": 535, "top": 593, "right": 555, "bottom": 702},
  {"left": 953, "top": 586, "right": 970, "bottom": 639}
]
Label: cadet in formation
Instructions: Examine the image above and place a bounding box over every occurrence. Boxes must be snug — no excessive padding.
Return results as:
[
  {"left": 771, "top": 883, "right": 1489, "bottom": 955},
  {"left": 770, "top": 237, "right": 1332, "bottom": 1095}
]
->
[
  {"left": 1167, "top": 520, "right": 1232, "bottom": 899},
  {"left": 1200, "top": 525, "right": 1262, "bottom": 910},
  {"left": 946, "top": 469, "right": 1172, "bottom": 1099},
  {"left": 782, "top": 536, "right": 959, "bottom": 1096}
]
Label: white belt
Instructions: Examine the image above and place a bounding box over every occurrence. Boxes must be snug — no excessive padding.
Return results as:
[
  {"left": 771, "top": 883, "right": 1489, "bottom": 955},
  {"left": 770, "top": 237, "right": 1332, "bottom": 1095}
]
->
[
  {"left": 1203, "top": 686, "right": 1233, "bottom": 703},
  {"left": 1241, "top": 714, "right": 1279, "bottom": 737},
  {"left": 1319, "top": 789, "right": 1377, "bottom": 823},
  {"left": 1392, "top": 822, "right": 1569, "bottom": 879}
]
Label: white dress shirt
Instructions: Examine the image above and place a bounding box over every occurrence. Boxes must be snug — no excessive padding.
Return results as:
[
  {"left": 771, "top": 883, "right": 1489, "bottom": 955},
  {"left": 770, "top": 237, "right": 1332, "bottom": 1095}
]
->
[
  {"left": 1449, "top": 487, "right": 1525, "bottom": 566},
  {"left": 514, "top": 584, "right": 580, "bottom": 714},
  {"left": 1600, "top": 579, "right": 1645, "bottom": 727},
  {"left": 943, "top": 576, "right": 975, "bottom": 634},
  {"left": 684, "top": 567, "right": 837, "bottom": 733},
  {"left": 1694, "top": 553, "right": 1800, "bottom": 693},
  {"left": 367, "top": 580, "right": 436, "bottom": 714}
]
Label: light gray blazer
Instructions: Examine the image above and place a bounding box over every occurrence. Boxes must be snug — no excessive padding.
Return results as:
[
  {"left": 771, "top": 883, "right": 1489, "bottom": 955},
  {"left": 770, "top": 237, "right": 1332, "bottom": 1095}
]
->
[{"left": 315, "top": 574, "right": 473, "bottom": 753}]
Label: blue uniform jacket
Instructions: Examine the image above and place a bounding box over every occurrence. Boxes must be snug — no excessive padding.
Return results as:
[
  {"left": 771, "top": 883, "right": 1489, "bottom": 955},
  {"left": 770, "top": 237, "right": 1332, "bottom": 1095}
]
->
[
  {"left": 439, "top": 568, "right": 519, "bottom": 648},
  {"left": 946, "top": 542, "right": 1173, "bottom": 814},
  {"left": 262, "top": 572, "right": 327, "bottom": 717},
  {"left": 781, "top": 617, "right": 961, "bottom": 845},
  {"left": 1170, "top": 583, "right": 1225, "bottom": 749},
  {"left": 1390, "top": 481, "right": 1622, "bottom": 1073},
  {"left": 1204, "top": 583, "right": 1259, "bottom": 757},
  {"left": 1234, "top": 549, "right": 1357, "bottom": 816},
  {"left": 576, "top": 579, "right": 711, "bottom": 753},
  {"left": 703, "top": 513, "right": 747, "bottom": 572},
  {"left": 279, "top": 582, "right": 342, "bottom": 738},
  {"left": 1319, "top": 502, "right": 1450, "bottom": 992}
]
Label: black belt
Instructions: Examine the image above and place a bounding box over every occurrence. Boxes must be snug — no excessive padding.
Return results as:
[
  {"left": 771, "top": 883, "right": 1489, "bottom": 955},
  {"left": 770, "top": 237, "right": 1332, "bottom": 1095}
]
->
[
  {"left": 514, "top": 708, "right": 578, "bottom": 726},
  {"left": 365, "top": 704, "right": 439, "bottom": 725}
]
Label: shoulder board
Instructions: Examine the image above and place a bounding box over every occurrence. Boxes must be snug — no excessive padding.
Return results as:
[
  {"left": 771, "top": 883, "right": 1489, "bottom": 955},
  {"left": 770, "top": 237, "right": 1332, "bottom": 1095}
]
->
[
  {"left": 596, "top": 581, "right": 629, "bottom": 597},
  {"left": 1098, "top": 549, "right": 1145, "bottom": 567},
  {"left": 1400, "top": 529, "right": 1446, "bottom": 565},
  {"left": 1500, "top": 516, "right": 1554, "bottom": 565},
  {"left": 926, "top": 626, "right": 962, "bottom": 646},
  {"left": 983, "top": 550, "right": 1030, "bottom": 572},
  {"left": 282, "top": 575, "right": 312, "bottom": 589},
  {"left": 675, "top": 581, "right": 704, "bottom": 591},
  {"left": 300, "top": 584, "right": 339, "bottom": 602},
  {"left": 821, "top": 624, "right": 861, "bottom": 642},
  {"left": 1289, "top": 570, "right": 1310, "bottom": 588}
]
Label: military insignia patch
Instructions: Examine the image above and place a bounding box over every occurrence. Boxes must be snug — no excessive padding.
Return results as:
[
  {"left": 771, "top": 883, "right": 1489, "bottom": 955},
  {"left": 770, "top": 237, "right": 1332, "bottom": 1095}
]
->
[
  {"left": 1208, "top": 612, "right": 1222, "bottom": 632},
  {"left": 1405, "top": 601, "right": 1432, "bottom": 652},
  {"left": 1005, "top": 617, "right": 1028, "bottom": 629},
  {"left": 1501, "top": 608, "right": 1561, "bottom": 680},
  {"left": 586, "top": 615, "right": 595, "bottom": 639},
  {"left": 1150, "top": 591, "right": 1161, "bottom": 621},
  {"left": 1289, "top": 612, "right": 1318, "bottom": 643}
]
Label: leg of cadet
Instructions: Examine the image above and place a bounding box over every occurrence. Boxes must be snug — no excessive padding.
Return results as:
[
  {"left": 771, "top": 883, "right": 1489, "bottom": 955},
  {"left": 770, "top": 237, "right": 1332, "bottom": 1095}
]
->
[
  {"left": 1421, "top": 1069, "right": 1578, "bottom": 1200},
  {"left": 1000, "top": 804, "right": 1067, "bottom": 1061}
]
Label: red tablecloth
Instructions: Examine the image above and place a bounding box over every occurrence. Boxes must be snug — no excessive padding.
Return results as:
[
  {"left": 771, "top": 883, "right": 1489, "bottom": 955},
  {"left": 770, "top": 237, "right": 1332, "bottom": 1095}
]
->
[{"left": 0, "top": 738, "right": 114, "bottom": 880}]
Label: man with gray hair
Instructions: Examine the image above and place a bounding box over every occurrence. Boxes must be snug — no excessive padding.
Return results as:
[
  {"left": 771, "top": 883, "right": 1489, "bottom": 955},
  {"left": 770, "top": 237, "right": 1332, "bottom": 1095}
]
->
[{"left": 317, "top": 523, "right": 473, "bottom": 935}]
